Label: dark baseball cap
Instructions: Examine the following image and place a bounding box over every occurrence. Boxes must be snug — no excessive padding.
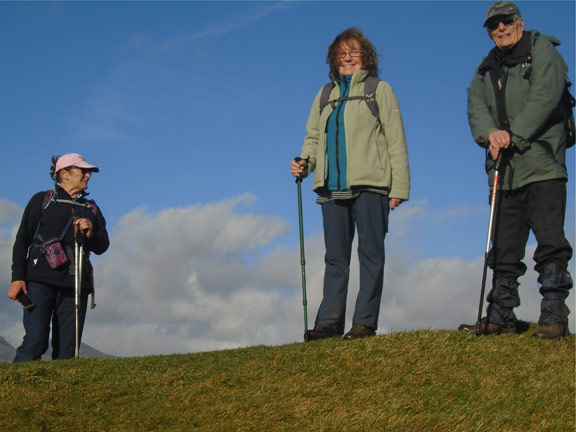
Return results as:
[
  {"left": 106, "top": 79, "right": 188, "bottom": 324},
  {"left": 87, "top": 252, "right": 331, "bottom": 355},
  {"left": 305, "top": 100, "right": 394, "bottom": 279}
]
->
[{"left": 484, "top": 1, "right": 522, "bottom": 27}]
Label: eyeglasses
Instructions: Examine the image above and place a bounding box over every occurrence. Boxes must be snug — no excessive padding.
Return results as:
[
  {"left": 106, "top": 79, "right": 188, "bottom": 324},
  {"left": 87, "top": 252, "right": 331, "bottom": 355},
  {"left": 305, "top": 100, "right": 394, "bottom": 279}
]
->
[
  {"left": 71, "top": 167, "right": 92, "bottom": 175},
  {"left": 486, "top": 16, "right": 515, "bottom": 31},
  {"left": 336, "top": 50, "right": 362, "bottom": 59}
]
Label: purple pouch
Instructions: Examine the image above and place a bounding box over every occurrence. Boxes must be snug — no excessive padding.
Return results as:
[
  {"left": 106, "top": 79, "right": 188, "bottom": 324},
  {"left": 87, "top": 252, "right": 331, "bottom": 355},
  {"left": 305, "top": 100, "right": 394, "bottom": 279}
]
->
[{"left": 41, "top": 237, "right": 69, "bottom": 269}]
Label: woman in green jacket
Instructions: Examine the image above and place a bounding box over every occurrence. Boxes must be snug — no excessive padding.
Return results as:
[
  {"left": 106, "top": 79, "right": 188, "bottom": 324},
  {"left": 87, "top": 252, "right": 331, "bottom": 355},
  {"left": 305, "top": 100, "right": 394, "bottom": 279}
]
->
[{"left": 290, "top": 28, "right": 410, "bottom": 341}]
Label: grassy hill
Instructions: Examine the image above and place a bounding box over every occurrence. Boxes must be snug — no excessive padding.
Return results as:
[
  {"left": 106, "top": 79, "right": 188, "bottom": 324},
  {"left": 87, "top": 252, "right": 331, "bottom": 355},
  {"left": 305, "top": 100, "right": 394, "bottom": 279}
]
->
[{"left": 0, "top": 329, "right": 573, "bottom": 431}]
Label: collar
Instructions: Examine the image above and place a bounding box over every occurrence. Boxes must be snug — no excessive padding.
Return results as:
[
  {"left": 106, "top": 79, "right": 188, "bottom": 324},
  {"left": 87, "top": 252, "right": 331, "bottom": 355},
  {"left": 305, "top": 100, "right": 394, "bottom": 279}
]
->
[
  {"left": 55, "top": 184, "right": 89, "bottom": 200},
  {"left": 335, "top": 69, "right": 370, "bottom": 86},
  {"left": 478, "top": 31, "right": 534, "bottom": 75}
]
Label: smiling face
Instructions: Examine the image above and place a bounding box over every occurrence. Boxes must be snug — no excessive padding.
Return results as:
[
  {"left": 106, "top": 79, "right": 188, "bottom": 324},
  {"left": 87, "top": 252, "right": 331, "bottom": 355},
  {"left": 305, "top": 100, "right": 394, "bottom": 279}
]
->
[
  {"left": 336, "top": 39, "right": 364, "bottom": 76},
  {"left": 488, "top": 15, "right": 524, "bottom": 51}
]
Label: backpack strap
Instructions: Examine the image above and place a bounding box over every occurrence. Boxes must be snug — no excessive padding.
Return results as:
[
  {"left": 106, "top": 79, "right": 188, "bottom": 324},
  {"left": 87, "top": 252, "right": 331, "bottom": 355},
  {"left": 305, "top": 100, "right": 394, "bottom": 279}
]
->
[
  {"left": 42, "top": 190, "right": 56, "bottom": 210},
  {"left": 488, "top": 69, "right": 511, "bottom": 131},
  {"left": 563, "top": 80, "right": 576, "bottom": 148},
  {"left": 32, "top": 190, "right": 98, "bottom": 244},
  {"left": 37, "top": 215, "right": 74, "bottom": 243},
  {"left": 319, "top": 82, "right": 335, "bottom": 113},
  {"left": 54, "top": 198, "right": 98, "bottom": 215},
  {"left": 363, "top": 76, "right": 384, "bottom": 135},
  {"left": 31, "top": 190, "right": 57, "bottom": 243},
  {"left": 88, "top": 200, "right": 98, "bottom": 216},
  {"left": 318, "top": 77, "right": 384, "bottom": 134},
  {"left": 362, "top": 76, "right": 380, "bottom": 119}
]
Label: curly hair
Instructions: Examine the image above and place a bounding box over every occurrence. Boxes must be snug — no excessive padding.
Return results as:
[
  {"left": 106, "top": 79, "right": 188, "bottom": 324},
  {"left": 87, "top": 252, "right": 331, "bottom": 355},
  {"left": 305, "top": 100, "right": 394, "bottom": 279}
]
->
[{"left": 326, "top": 28, "right": 379, "bottom": 82}]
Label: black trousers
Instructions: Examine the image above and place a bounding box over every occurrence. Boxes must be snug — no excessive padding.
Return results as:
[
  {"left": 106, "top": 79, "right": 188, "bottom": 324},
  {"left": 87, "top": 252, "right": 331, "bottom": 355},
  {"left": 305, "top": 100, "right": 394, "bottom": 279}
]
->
[
  {"left": 487, "top": 179, "right": 573, "bottom": 324},
  {"left": 490, "top": 179, "right": 572, "bottom": 279}
]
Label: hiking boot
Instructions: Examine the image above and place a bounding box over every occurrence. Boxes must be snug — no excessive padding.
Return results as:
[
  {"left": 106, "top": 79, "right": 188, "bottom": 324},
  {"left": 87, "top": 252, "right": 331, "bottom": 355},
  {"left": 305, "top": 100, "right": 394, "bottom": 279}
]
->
[
  {"left": 458, "top": 320, "right": 529, "bottom": 335},
  {"left": 343, "top": 325, "right": 376, "bottom": 340},
  {"left": 305, "top": 325, "right": 340, "bottom": 342},
  {"left": 532, "top": 323, "right": 570, "bottom": 340}
]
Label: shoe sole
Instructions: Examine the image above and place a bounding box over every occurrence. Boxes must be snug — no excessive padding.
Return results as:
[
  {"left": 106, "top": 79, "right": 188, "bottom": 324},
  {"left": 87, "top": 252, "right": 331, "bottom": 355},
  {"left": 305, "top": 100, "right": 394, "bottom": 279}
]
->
[{"left": 532, "top": 329, "right": 570, "bottom": 340}]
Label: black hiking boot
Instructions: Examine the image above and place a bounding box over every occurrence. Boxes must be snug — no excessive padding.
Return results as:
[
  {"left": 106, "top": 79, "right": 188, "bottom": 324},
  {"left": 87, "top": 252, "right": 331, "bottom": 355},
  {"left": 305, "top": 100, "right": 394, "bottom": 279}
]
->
[
  {"left": 343, "top": 324, "right": 376, "bottom": 340},
  {"left": 532, "top": 323, "right": 570, "bottom": 340},
  {"left": 305, "top": 325, "right": 341, "bottom": 342},
  {"left": 458, "top": 320, "right": 529, "bottom": 335}
]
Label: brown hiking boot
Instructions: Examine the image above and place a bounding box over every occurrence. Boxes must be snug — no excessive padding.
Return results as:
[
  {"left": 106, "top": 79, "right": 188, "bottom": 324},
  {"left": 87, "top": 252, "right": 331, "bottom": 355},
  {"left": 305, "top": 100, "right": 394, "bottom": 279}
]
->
[
  {"left": 458, "top": 321, "right": 529, "bottom": 335},
  {"left": 305, "top": 325, "right": 340, "bottom": 341},
  {"left": 532, "top": 323, "right": 570, "bottom": 340},
  {"left": 343, "top": 324, "right": 376, "bottom": 340}
]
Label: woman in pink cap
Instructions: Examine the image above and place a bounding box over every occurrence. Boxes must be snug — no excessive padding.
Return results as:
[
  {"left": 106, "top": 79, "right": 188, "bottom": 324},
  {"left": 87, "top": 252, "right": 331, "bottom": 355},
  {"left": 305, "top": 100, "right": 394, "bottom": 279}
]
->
[{"left": 8, "top": 153, "right": 110, "bottom": 361}]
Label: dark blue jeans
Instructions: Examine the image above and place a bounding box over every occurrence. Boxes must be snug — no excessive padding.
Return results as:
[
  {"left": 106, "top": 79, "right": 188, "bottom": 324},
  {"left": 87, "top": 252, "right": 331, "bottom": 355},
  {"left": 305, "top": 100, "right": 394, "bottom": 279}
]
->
[
  {"left": 315, "top": 192, "right": 389, "bottom": 333},
  {"left": 13, "top": 281, "right": 88, "bottom": 362}
]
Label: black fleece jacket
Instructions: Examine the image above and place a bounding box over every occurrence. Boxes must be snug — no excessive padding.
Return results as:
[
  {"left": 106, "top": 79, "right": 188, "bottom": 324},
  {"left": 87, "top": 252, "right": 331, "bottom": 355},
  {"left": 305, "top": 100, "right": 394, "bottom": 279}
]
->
[{"left": 11, "top": 185, "right": 109, "bottom": 291}]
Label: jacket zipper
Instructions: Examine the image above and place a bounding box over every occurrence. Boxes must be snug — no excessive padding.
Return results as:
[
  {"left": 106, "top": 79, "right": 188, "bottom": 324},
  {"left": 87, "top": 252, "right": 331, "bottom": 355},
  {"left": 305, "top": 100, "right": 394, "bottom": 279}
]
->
[{"left": 334, "top": 79, "right": 349, "bottom": 190}]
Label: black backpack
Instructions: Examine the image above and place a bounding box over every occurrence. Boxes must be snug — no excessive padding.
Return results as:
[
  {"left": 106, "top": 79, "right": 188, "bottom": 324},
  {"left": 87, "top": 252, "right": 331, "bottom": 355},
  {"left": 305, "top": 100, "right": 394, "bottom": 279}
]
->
[
  {"left": 562, "top": 80, "right": 576, "bottom": 147},
  {"left": 319, "top": 75, "right": 384, "bottom": 135}
]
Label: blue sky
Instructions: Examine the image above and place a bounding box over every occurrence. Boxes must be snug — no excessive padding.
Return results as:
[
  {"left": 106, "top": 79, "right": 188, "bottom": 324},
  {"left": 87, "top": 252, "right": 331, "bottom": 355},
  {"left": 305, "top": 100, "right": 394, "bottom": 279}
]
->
[{"left": 0, "top": 1, "right": 574, "bottom": 357}]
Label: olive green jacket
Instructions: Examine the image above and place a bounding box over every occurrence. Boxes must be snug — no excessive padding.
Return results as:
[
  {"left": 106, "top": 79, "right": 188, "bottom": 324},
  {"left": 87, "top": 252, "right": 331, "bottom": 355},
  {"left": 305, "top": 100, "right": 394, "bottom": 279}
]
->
[
  {"left": 300, "top": 70, "right": 410, "bottom": 200},
  {"left": 467, "top": 31, "right": 569, "bottom": 190}
]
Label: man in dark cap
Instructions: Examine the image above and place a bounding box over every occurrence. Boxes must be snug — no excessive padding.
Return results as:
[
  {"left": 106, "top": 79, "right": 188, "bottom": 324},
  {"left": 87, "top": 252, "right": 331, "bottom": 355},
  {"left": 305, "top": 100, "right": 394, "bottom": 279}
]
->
[{"left": 460, "top": 2, "right": 573, "bottom": 339}]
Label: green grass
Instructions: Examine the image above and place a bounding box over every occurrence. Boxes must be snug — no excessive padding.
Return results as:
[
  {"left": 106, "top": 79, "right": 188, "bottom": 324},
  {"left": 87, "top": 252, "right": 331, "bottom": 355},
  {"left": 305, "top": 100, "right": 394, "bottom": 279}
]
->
[{"left": 1, "top": 329, "right": 574, "bottom": 431}]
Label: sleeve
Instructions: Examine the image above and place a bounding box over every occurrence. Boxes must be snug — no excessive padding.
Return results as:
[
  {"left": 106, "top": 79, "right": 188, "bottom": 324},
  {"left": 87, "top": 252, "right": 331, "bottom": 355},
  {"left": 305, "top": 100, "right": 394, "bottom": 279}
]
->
[
  {"left": 379, "top": 82, "right": 410, "bottom": 200},
  {"left": 509, "top": 38, "right": 568, "bottom": 151},
  {"left": 11, "top": 192, "right": 44, "bottom": 282},
  {"left": 467, "top": 71, "right": 499, "bottom": 149},
  {"left": 86, "top": 202, "right": 110, "bottom": 256},
  {"left": 299, "top": 88, "right": 324, "bottom": 176}
]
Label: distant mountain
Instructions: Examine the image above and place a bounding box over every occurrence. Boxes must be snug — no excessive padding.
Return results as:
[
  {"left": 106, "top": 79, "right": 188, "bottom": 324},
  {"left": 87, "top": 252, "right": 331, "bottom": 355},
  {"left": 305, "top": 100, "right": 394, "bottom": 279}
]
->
[{"left": 0, "top": 335, "right": 115, "bottom": 363}]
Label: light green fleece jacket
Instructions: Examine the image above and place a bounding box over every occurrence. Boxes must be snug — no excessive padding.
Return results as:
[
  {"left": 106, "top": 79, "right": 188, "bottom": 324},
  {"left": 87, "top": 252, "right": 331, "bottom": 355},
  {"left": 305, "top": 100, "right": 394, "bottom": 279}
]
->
[{"left": 300, "top": 70, "right": 410, "bottom": 201}]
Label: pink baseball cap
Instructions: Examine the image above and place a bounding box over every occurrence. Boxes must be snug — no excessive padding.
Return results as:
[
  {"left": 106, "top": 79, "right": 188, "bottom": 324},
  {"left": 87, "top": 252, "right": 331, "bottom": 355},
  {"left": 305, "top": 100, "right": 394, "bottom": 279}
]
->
[{"left": 55, "top": 153, "right": 99, "bottom": 173}]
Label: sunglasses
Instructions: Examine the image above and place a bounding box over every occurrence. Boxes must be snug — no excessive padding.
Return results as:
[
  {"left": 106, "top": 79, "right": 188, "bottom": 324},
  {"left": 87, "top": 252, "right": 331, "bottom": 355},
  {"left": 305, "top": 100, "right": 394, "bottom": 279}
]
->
[
  {"left": 486, "top": 16, "right": 515, "bottom": 31},
  {"left": 70, "top": 166, "right": 93, "bottom": 175}
]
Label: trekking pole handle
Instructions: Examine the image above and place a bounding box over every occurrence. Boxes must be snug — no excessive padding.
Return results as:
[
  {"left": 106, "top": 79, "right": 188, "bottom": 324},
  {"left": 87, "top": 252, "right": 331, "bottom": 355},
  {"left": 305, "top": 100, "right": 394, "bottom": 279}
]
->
[
  {"left": 294, "top": 157, "right": 307, "bottom": 183},
  {"left": 73, "top": 217, "right": 89, "bottom": 244},
  {"left": 73, "top": 217, "right": 81, "bottom": 241}
]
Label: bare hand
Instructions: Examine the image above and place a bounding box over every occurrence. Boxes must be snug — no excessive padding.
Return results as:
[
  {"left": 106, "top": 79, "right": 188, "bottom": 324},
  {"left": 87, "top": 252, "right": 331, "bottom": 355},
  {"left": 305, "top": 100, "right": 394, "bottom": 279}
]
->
[
  {"left": 390, "top": 198, "right": 404, "bottom": 210},
  {"left": 291, "top": 159, "right": 307, "bottom": 178},
  {"left": 8, "top": 280, "right": 26, "bottom": 300},
  {"left": 488, "top": 130, "right": 511, "bottom": 160},
  {"left": 74, "top": 217, "right": 93, "bottom": 239}
]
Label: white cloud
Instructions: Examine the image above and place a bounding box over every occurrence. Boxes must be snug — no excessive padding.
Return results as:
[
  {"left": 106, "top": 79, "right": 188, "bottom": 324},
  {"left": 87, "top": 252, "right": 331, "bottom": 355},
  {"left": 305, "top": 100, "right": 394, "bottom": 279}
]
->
[
  {"left": 0, "top": 201, "right": 22, "bottom": 288},
  {"left": 0, "top": 197, "right": 574, "bottom": 358},
  {"left": 0, "top": 200, "right": 22, "bottom": 226}
]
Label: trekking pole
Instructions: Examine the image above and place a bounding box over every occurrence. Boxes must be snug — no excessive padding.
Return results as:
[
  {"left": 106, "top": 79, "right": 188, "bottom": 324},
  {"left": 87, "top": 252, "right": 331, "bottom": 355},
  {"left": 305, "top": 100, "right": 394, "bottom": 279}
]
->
[
  {"left": 295, "top": 157, "right": 310, "bottom": 342},
  {"left": 73, "top": 219, "right": 84, "bottom": 358},
  {"left": 475, "top": 152, "right": 503, "bottom": 336}
]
